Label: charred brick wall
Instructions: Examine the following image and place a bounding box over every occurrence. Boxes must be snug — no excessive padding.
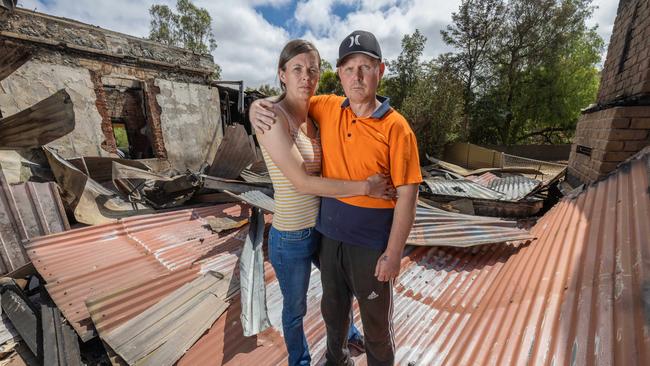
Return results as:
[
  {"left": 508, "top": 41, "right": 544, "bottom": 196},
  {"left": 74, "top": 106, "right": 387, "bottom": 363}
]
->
[
  {"left": 568, "top": 0, "right": 650, "bottom": 184},
  {"left": 143, "top": 79, "right": 167, "bottom": 159},
  {"left": 89, "top": 70, "right": 117, "bottom": 154},
  {"left": 597, "top": 0, "right": 650, "bottom": 103}
]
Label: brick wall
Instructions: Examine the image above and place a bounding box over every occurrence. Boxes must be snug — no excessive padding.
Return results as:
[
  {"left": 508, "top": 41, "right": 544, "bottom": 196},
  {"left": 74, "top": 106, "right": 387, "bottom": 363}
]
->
[
  {"left": 597, "top": 0, "right": 650, "bottom": 103},
  {"left": 143, "top": 79, "right": 167, "bottom": 159},
  {"left": 89, "top": 70, "right": 117, "bottom": 154},
  {"left": 569, "top": 0, "right": 650, "bottom": 184},
  {"left": 105, "top": 87, "right": 155, "bottom": 159},
  {"left": 89, "top": 65, "right": 168, "bottom": 159},
  {"left": 569, "top": 106, "right": 650, "bottom": 183}
]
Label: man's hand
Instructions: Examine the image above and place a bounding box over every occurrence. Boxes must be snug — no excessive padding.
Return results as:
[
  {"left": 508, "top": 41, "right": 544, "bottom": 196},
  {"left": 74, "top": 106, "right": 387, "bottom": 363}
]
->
[
  {"left": 374, "top": 251, "right": 401, "bottom": 282},
  {"left": 249, "top": 99, "right": 277, "bottom": 134}
]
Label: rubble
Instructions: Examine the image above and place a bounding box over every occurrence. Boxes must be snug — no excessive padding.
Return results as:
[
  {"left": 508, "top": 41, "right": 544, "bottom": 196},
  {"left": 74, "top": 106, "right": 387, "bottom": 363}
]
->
[{"left": 44, "top": 147, "right": 154, "bottom": 225}]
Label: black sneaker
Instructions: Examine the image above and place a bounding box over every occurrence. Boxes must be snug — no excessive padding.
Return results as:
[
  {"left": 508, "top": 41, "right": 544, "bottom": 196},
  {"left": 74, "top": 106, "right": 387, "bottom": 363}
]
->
[{"left": 347, "top": 335, "right": 366, "bottom": 355}]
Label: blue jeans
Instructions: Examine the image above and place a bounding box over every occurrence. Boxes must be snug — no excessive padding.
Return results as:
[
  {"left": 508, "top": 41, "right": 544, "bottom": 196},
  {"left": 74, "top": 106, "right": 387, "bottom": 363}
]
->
[{"left": 269, "top": 226, "right": 362, "bottom": 366}]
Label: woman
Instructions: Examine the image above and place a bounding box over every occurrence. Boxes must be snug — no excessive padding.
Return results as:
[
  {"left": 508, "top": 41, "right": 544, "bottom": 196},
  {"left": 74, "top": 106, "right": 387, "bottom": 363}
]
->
[{"left": 256, "top": 39, "right": 394, "bottom": 366}]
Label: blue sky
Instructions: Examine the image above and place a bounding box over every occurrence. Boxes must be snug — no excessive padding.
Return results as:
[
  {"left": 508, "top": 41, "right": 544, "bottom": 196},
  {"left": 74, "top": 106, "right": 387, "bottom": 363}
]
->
[{"left": 17, "top": 0, "right": 619, "bottom": 88}]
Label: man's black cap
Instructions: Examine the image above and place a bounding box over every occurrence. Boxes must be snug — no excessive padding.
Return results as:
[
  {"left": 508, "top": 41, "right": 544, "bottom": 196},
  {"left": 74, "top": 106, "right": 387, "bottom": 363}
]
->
[{"left": 336, "top": 30, "right": 382, "bottom": 67}]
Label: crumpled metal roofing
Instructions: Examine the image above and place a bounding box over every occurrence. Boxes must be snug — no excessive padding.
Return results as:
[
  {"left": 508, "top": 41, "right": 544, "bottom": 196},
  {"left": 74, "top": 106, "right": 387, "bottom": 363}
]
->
[
  {"left": 25, "top": 203, "right": 249, "bottom": 341},
  {"left": 183, "top": 149, "right": 650, "bottom": 365},
  {"left": 407, "top": 205, "right": 534, "bottom": 247},
  {"left": 465, "top": 171, "right": 499, "bottom": 187},
  {"left": 28, "top": 149, "right": 650, "bottom": 365},
  {"left": 424, "top": 178, "right": 506, "bottom": 200},
  {"left": 487, "top": 175, "right": 541, "bottom": 201},
  {"left": 224, "top": 190, "right": 275, "bottom": 214},
  {"left": 442, "top": 149, "right": 649, "bottom": 366}
]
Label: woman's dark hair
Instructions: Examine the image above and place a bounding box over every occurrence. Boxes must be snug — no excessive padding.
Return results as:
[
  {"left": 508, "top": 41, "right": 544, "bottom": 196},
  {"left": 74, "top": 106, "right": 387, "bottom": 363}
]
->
[{"left": 276, "top": 39, "right": 321, "bottom": 101}]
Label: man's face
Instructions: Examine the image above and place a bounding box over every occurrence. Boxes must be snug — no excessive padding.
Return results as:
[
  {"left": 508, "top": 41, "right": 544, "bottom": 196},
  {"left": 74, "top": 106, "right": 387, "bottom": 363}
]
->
[{"left": 337, "top": 54, "right": 385, "bottom": 103}]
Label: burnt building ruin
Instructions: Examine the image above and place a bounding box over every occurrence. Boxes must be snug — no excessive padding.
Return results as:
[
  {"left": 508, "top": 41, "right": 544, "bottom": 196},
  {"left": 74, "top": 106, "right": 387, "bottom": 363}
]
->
[{"left": 0, "top": 5, "right": 224, "bottom": 175}]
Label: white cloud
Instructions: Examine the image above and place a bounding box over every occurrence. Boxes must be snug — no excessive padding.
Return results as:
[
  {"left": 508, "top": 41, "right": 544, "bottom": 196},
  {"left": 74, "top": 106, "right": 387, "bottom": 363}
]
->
[{"left": 14, "top": 0, "right": 620, "bottom": 88}]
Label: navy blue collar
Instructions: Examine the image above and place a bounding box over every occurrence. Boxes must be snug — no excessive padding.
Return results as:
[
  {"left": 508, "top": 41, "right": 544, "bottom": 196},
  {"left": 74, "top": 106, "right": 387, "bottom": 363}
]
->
[{"left": 340, "top": 95, "right": 392, "bottom": 119}]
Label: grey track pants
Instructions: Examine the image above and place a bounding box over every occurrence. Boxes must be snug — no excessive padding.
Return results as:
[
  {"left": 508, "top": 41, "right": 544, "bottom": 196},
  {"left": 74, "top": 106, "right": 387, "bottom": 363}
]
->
[{"left": 319, "top": 235, "right": 395, "bottom": 366}]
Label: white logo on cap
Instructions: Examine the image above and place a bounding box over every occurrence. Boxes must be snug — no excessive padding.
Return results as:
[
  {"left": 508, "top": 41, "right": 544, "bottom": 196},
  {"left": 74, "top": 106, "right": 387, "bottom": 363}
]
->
[{"left": 348, "top": 34, "right": 361, "bottom": 48}]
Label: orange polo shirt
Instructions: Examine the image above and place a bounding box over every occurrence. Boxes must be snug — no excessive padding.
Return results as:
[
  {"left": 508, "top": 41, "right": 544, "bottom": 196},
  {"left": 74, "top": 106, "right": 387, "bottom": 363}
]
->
[{"left": 309, "top": 94, "right": 422, "bottom": 209}]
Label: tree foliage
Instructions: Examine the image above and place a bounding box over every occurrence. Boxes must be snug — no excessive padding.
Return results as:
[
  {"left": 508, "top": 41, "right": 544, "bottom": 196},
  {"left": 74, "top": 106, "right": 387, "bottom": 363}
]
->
[
  {"left": 317, "top": 59, "right": 344, "bottom": 95},
  {"left": 383, "top": 29, "right": 427, "bottom": 110},
  {"left": 401, "top": 56, "right": 465, "bottom": 157},
  {"left": 256, "top": 84, "right": 281, "bottom": 96},
  {"left": 444, "top": 0, "right": 603, "bottom": 145},
  {"left": 382, "top": 0, "right": 603, "bottom": 156},
  {"left": 149, "top": 0, "right": 218, "bottom": 55}
]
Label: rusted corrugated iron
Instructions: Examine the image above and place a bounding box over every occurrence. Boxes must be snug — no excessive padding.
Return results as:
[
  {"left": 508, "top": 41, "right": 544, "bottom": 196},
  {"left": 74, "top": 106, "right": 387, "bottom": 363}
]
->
[
  {"left": 25, "top": 203, "right": 249, "bottom": 341},
  {"left": 0, "top": 170, "right": 69, "bottom": 274},
  {"left": 28, "top": 149, "right": 650, "bottom": 364},
  {"left": 465, "top": 171, "right": 499, "bottom": 187},
  {"left": 182, "top": 149, "right": 649, "bottom": 365},
  {"left": 437, "top": 150, "right": 650, "bottom": 366}
]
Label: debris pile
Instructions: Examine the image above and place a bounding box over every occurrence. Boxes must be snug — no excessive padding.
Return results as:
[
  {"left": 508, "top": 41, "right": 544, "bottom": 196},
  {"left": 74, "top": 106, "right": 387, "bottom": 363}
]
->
[{"left": 2, "top": 3, "right": 647, "bottom": 366}]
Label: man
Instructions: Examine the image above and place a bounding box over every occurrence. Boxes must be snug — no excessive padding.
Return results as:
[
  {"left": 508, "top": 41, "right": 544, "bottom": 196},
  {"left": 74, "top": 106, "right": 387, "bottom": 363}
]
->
[{"left": 251, "top": 30, "right": 421, "bottom": 366}]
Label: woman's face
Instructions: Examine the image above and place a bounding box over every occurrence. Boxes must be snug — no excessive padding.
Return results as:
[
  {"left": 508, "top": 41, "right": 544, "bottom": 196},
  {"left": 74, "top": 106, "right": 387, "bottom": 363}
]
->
[{"left": 279, "top": 51, "right": 320, "bottom": 102}]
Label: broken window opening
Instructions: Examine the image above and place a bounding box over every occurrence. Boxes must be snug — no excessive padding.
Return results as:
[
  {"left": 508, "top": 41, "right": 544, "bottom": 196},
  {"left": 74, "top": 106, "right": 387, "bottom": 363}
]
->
[
  {"left": 104, "top": 85, "right": 155, "bottom": 159},
  {"left": 112, "top": 120, "right": 130, "bottom": 158}
]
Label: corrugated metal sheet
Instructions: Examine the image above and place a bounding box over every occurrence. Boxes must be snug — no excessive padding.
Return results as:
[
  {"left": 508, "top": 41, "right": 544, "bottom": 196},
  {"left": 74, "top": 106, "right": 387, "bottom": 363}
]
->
[
  {"left": 181, "top": 149, "right": 650, "bottom": 365},
  {"left": 29, "top": 149, "right": 650, "bottom": 364},
  {"left": 25, "top": 203, "right": 249, "bottom": 341},
  {"left": 207, "top": 124, "right": 256, "bottom": 179},
  {"left": 225, "top": 190, "right": 275, "bottom": 213},
  {"left": 423, "top": 179, "right": 506, "bottom": 200},
  {"left": 0, "top": 40, "right": 30, "bottom": 81},
  {"left": 488, "top": 175, "right": 541, "bottom": 201},
  {"left": 466, "top": 172, "right": 499, "bottom": 187},
  {"left": 239, "top": 168, "right": 272, "bottom": 185},
  {"left": 0, "top": 171, "right": 69, "bottom": 274},
  {"left": 0, "top": 89, "right": 75, "bottom": 149},
  {"left": 436, "top": 150, "right": 650, "bottom": 366},
  {"left": 407, "top": 206, "right": 535, "bottom": 247}
]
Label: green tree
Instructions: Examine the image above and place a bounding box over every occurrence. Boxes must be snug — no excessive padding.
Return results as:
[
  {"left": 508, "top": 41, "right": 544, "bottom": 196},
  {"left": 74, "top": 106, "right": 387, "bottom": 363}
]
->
[
  {"left": 257, "top": 84, "right": 281, "bottom": 96},
  {"left": 317, "top": 59, "right": 344, "bottom": 95},
  {"left": 492, "top": 0, "right": 599, "bottom": 145},
  {"left": 149, "top": 4, "right": 179, "bottom": 47},
  {"left": 149, "top": 0, "right": 217, "bottom": 55},
  {"left": 402, "top": 55, "right": 465, "bottom": 157},
  {"left": 442, "top": 0, "right": 602, "bottom": 145},
  {"left": 383, "top": 30, "right": 427, "bottom": 110},
  {"left": 441, "top": 0, "right": 506, "bottom": 139}
]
